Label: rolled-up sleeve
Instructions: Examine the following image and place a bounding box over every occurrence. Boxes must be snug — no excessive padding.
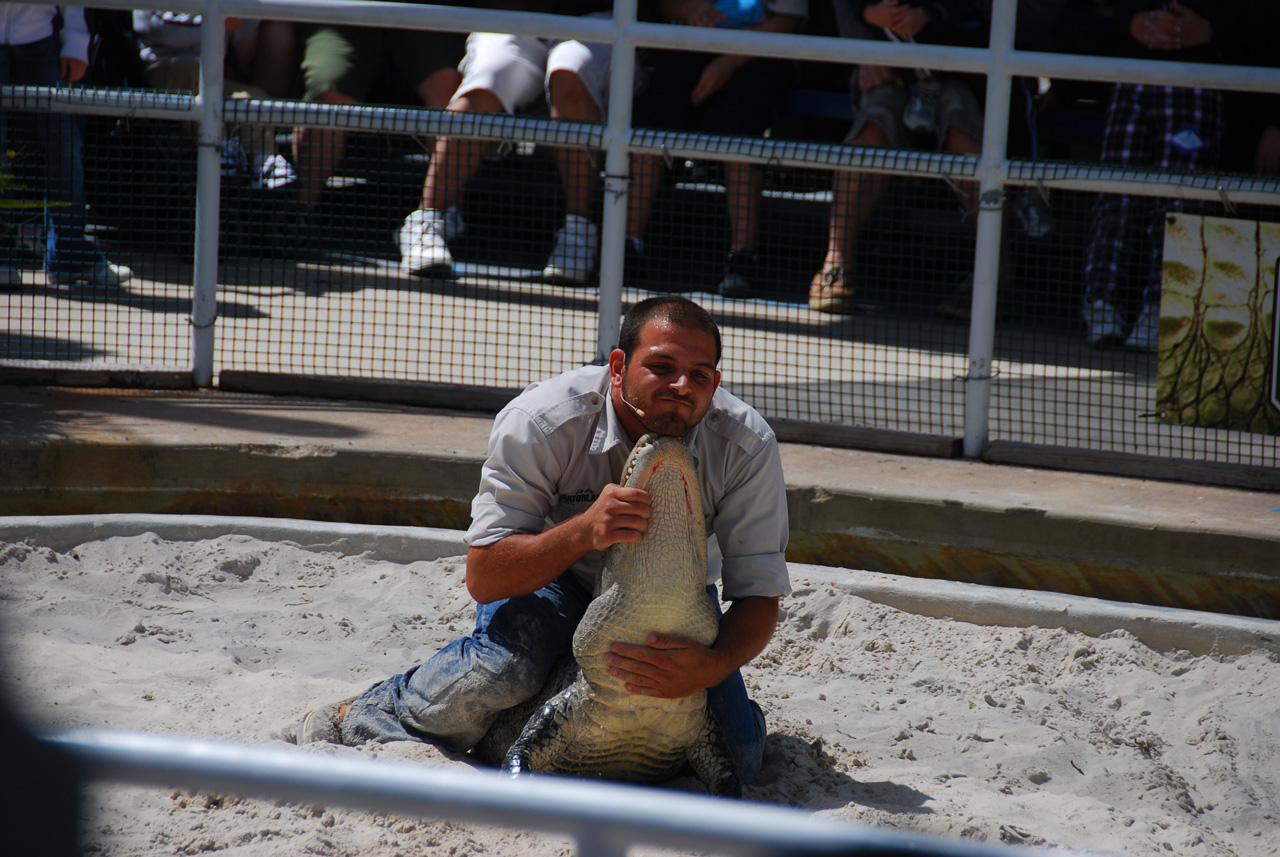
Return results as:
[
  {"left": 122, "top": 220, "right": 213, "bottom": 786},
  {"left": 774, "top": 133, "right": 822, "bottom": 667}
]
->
[
  {"left": 466, "top": 407, "right": 560, "bottom": 547},
  {"left": 712, "top": 433, "right": 790, "bottom": 602}
]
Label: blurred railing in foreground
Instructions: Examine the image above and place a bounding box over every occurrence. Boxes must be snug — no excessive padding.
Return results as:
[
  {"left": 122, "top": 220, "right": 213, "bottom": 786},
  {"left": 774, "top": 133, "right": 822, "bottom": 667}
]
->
[{"left": 45, "top": 729, "right": 1058, "bottom": 857}]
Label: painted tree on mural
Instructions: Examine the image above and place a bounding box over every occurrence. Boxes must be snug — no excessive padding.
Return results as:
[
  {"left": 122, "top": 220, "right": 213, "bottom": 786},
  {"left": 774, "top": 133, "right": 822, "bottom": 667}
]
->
[{"left": 1157, "top": 214, "right": 1280, "bottom": 434}]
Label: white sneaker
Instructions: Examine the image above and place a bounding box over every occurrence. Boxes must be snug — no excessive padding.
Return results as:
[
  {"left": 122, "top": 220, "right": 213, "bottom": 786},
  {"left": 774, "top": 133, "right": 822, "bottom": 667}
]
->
[
  {"left": 399, "top": 208, "right": 455, "bottom": 278},
  {"left": 1125, "top": 304, "right": 1159, "bottom": 353},
  {"left": 541, "top": 214, "right": 599, "bottom": 285},
  {"left": 49, "top": 258, "right": 131, "bottom": 288},
  {"left": 255, "top": 153, "right": 297, "bottom": 190},
  {"left": 1083, "top": 299, "right": 1124, "bottom": 348}
]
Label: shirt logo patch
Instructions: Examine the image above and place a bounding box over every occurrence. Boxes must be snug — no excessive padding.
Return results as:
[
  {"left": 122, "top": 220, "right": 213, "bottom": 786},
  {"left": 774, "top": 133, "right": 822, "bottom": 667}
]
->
[{"left": 559, "top": 489, "right": 599, "bottom": 506}]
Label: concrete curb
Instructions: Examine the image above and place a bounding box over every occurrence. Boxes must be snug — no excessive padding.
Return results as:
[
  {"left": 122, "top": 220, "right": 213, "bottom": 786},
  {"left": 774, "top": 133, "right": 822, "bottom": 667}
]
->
[
  {"left": 4, "top": 514, "right": 1276, "bottom": 660},
  {"left": 0, "top": 514, "right": 468, "bottom": 564},
  {"left": 790, "top": 563, "right": 1280, "bottom": 659}
]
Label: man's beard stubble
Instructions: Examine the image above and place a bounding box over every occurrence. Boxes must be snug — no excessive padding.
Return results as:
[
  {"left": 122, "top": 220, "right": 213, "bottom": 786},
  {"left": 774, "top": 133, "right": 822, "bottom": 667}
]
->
[{"left": 619, "top": 377, "right": 704, "bottom": 438}]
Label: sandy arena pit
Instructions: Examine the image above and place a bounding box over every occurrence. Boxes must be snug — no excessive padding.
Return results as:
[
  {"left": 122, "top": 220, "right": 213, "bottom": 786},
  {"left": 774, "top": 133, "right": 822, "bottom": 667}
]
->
[{"left": 1, "top": 517, "right": 1277, "bottom": 857}]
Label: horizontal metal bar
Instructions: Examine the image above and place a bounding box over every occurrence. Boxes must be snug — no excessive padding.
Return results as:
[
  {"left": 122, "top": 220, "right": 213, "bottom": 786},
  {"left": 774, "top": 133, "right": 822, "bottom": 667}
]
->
[
  {"left": 0, "top": 85, "right": 198, "bottom": 120},
  {"left": 0, "top": 85, "right": 975, "bottom": 178},
  {"left": 46, "top": 730, "right": 1031, "bottom": 857},
  {"left": 1005, "top": 49, "right": 1280, "bottom": 95},
  {"left": 69, "top": 0, "right": 1280, "bottom": 93},
  {"left": 1007, "top": 160, "right": 1280, "bottom": 206},
  {"left": 9, "top": 84, "right": 1277, "bottom": 203}
]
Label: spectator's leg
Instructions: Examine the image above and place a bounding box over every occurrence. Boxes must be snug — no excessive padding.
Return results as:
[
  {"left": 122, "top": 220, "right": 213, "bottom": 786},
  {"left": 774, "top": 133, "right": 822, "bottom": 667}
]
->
[
  {"left": 1142, "top": 86, "right": 1222, "bottom": 310},
  {"left": 236, "top": 20, "right": 298, "bottom": 99},
  {"left": 941, "top": 124, "right": 981, "bottom": 213},
  {"left": 697, "top": 54, "right": 793, "bottom": 260},
  {"left": 12, "top": 34, "right": 127, "bottom": 286},
  {"left": 626, "top": 154, "right": 665, "bottom": 247},
  {"left": 0, "top": 45, "right": 21, "bottom": 287},
  {"left": 821, "top": 123, "right": 891, "bottom": 273},
  {"left": 541, "top": 65, "right": 606, "bottom": 285},
  {"left": 626, "top": 50, "right": 702, "bottom": 254},
  {"left": 403, "top": 33, "right": 543, "bottom": 277},
  {"left": 293, "top": 25, "right": 383, "bottom": 212},
  {"left": 810, "top": 80, "right": 906, "bottom": 312},
  {"left": 292, "top": 91, "right": 356, "bottom": 210},
  {"left": 548, "top": 68, "right": 602, "bottom": 220},
  {"left": 724, "top": 162, "right": 761, "bottom": 255},
  {"left": 1081, "top": 83, "right": 1148, "bottom": 345},
  {"left": 416, "top": 66, "right": 463, "bottom": 110},
  {"left": 409, "top": 28, "right": 490, "bottom": 216},
  {"left": 419, "top": 89, "right": 505, "bottom": 214}
]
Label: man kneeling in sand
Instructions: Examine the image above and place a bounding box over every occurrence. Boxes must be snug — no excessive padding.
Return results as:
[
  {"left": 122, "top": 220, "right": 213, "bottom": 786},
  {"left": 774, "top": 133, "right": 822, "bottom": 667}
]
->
[{"left": 286, "top": 296, "right": 790, "bottom": 783}]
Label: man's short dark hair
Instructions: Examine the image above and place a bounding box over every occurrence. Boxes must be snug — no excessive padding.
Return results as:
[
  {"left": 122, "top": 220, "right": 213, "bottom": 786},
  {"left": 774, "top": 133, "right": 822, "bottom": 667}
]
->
[{"left": 619, "top": 296, "right": 722, "bottom": 365}]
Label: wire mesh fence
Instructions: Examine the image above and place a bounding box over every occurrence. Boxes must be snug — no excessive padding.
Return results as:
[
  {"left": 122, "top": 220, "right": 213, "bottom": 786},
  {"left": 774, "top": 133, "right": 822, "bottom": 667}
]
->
[{"left": 2, "top": 0, "right": 1279, "bottom": 486}]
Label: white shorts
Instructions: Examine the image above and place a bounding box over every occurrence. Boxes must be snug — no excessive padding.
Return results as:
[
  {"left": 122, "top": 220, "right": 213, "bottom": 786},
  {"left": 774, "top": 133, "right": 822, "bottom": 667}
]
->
[{"left": 455, "top": 13, "right": 612, "bottom": 115}]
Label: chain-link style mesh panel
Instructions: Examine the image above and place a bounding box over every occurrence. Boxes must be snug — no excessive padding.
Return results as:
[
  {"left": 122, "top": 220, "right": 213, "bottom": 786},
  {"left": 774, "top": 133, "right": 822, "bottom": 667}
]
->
[
  {"left": 3, "top": 7, "right": 1279, "bottom": 482},
  {"left": 2, "top": 88, "right": 192, "bottom": 369}
]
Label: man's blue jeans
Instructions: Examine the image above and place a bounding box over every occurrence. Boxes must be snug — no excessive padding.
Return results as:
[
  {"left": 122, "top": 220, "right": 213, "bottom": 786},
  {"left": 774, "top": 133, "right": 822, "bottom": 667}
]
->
[
  {"left": 341, "top": 574, "right": 768, "bottom": 784},
  {"left": 0, "top": 35, "right": 100, "bottom": 275}
]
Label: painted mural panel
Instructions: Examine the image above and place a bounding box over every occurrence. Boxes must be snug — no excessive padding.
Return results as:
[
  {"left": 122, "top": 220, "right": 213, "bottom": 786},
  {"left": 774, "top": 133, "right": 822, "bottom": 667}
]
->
[{"left": 1157, "top": 214, "right": 1280, "bottom": 433}]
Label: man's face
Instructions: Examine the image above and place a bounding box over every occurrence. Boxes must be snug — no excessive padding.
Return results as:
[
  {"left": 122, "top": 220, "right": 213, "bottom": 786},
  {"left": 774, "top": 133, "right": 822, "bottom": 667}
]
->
[{"left": 613, "top": 319, "right": 721, "bottom": 438}]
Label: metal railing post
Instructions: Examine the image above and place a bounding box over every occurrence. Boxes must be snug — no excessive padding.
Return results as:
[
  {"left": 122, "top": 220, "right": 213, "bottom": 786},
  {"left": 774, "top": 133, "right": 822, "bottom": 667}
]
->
[
  {"left": 191, "top": 0, "right": 225, "bottom": 387},
  {"left": 962, "top": 0, "right": 1016, "bottom": 458},
  {"left": 596, "top": 0, "right": 639, "bottom": 363}
]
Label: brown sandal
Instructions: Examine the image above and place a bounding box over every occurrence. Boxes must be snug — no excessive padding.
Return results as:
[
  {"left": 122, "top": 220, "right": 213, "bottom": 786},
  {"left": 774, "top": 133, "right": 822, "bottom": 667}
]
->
[{"left": 808, "top": 264, "right": 855, "bottom": 314}]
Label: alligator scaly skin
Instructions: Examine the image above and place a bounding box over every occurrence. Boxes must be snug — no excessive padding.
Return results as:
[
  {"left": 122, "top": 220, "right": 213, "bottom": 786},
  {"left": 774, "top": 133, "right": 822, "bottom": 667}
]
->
[{"left": 496, "top": 433, "right": 740, "bottom": 796}]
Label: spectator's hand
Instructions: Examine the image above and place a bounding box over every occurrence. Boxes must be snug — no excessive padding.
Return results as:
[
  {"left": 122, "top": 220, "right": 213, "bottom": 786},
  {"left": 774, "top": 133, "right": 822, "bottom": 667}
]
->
[
  {"left": 863, "top": 0, "right": 931, "bottom": 38},
  {"left": 670, "top": 0, "right": 727, "bottom": 28},
  {"left": 581, "top": 483, "right": 652, "bottom": 552},
  {"left": 1257, "top": 127, "right": 1280, "bottom": 173},
  {"left": 606, "top": 633, "right": 727, "bottom": 699},
  {"left": 1131, "top": 3, "right": 1211, "bottom": 51},
  {"left": 691, "top": 55, "right": 740, "bottom": 104},
  {"left": 60, "top": 58, "right": 87, "bottom": 83},
  {"left": 858, "top": 64, "right": 900, "bottom": 90}
]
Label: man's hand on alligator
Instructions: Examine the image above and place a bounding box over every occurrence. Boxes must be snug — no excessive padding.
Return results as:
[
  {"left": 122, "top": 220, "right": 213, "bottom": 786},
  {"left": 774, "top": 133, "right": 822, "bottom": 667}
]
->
[{"left": 606, "top": 633, "right": 725, "bottom": 699}]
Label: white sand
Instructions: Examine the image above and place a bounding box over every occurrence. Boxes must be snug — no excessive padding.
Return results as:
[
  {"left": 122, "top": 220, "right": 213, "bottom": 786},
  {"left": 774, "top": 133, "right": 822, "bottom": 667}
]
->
[{"left": 1, "top": 522, "right": 1278, "bottom": 857}]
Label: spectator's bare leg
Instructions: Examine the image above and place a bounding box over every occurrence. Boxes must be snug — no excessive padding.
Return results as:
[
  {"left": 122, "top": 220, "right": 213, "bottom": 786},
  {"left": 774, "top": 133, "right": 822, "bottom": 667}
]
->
[
  {"left": 293, "top": 90, "right": 356, "bottom": 210},
  {"left": 419, "top": 89, "right": 501, "bottom": 213},
  {"left": 820, "top": 123, "right": 891, "bottom": 271},
  {"left": 548, "top": 70, "right": 602, "bottom": 219},
  {"left": 943, "top": 124, "right": 981, "bottom": 214},
  {"left": 416, "top": 66, "right": 463, "bottom": 111},
  {"left": 236, "top": 21, "right": 298, "bottom": 98},
  {"left": 626, "top": 155, "right": 663, "bottom": 245},
  {"left": 725, "top": 162, "right": 761, "bottom": 254}
]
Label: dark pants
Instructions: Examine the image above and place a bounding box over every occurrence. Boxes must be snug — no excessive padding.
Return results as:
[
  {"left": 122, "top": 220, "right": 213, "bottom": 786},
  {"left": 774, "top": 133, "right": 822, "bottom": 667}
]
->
[{"left": 0, "top": 35, "right": 101, "bottom": 275}]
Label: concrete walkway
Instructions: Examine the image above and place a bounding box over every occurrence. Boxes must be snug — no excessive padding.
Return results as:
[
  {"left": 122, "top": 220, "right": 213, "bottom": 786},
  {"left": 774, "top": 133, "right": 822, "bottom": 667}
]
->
[{"left": 2, "top": 384, "right": 1278, "bottom": 619}]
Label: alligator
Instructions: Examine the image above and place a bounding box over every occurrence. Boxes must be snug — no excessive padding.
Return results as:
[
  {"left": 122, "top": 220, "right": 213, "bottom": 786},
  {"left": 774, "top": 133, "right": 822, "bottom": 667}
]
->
[{"left": 475, "top": 433, "right": 741, "bottom": 797}]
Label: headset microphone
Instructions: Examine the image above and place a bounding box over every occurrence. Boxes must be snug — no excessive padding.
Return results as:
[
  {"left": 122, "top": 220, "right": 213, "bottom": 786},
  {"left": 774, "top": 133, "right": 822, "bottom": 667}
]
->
[{"left": 620, "top": 394, "right": 646, "bottom": 418}]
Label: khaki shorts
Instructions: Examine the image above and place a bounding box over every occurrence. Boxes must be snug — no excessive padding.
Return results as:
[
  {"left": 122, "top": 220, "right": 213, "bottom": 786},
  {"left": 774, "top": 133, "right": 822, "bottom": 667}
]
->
[
  {"left": 301, "top": 24, "right": 465, "bottom": 102},
  {"left": 848, "top": 76, "right": 984, "bottom": 149}
]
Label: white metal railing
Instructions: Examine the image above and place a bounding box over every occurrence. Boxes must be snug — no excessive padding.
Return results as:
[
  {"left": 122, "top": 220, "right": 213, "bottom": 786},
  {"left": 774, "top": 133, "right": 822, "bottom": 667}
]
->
[
  {"left": 45, "top": 729, "right": 1058, "bottom": 857},
  {"left": 5, "top": 0, "right": 1280, "bottom": 448}
]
